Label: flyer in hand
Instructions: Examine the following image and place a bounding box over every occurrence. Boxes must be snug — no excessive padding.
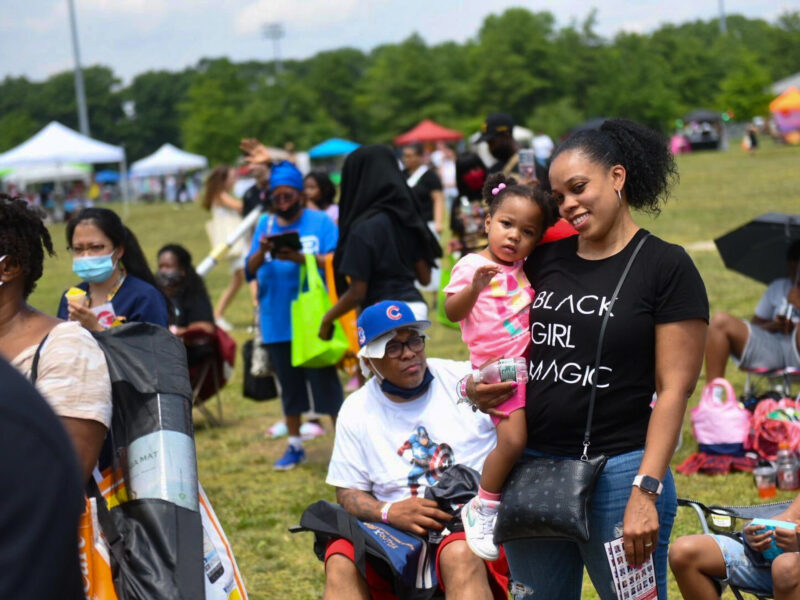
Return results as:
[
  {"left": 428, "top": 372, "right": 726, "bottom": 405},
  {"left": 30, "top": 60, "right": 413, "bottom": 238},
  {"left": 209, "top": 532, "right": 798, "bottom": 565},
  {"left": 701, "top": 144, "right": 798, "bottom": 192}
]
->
[{"left": 604, "top": 537, "right": 657, "bottom": 600}]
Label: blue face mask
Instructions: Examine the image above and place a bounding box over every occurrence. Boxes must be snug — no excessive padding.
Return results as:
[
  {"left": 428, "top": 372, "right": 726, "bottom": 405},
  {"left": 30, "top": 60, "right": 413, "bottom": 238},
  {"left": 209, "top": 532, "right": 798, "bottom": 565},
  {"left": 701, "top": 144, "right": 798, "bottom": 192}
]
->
[
  {"left": 73, "top": 252, "right": 117, "bottom": 283},
  {"left": 379, "top": 368, "right": 435, "bottom": 400}
]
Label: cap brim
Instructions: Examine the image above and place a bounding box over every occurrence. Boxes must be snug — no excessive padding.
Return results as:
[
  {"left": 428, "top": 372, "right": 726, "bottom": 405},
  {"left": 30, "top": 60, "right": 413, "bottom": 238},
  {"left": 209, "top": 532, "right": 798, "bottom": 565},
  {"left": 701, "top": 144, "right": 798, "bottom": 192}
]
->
[
  {"left": 476, "top": 132, "right": 494, "bottom": 142},
  {"left": 357, "top": 321, "right": 431, "bottom": 359}
]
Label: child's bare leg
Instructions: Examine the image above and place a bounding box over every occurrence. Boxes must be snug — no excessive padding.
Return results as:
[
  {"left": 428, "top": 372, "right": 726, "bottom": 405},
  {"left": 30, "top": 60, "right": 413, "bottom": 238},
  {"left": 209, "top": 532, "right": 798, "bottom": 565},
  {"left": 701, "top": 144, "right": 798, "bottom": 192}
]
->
[
  {"left": 480, "top": 410, "right": 527, "bottom": 493},
  {"left": 669, "top": 535, "right": 726, "bottom": 600}
]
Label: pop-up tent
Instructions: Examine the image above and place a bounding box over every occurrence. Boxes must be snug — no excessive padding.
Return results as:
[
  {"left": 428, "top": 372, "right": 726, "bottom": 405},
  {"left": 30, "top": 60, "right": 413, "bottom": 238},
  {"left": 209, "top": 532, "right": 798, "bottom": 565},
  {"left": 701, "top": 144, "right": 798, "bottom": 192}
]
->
[
  {"left": 2, "top": 163, "right": 91, "bottom": 186},
  {"left": 770, "top": 87, "right": 800, "bottom": 144},
  {"left": 308, "top": 138, "right": 360, "bottom": 159},
  {"left": 130, "top": 143, "right": 208, "bottom": 177},
  {"left": 0, "top": 121, "right": 128, "bottom": 202},
  {"left": 394, "top": 119, "right": 463, "bottom": 146}
]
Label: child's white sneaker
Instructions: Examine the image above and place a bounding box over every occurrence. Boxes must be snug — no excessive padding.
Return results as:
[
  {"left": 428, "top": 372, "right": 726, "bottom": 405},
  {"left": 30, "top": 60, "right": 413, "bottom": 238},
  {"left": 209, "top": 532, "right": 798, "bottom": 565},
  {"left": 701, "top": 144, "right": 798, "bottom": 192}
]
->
[{"left": 461, "top": 495, "right": 500, "bottom": 561}]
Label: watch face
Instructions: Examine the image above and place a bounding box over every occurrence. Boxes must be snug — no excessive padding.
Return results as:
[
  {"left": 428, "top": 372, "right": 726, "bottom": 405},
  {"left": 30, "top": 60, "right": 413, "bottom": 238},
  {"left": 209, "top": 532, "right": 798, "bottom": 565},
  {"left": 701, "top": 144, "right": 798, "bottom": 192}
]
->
[{"left": 640, "top": 475, "right": 660, "bottom": 493}]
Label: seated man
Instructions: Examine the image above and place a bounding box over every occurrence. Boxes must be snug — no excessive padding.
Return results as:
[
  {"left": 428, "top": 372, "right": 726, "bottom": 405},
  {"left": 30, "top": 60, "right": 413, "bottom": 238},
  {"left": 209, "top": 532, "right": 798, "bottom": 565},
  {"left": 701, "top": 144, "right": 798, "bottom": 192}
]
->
[
  {"left": 705, "top": 240, "right": 800, "bottom": 384},
  {"left": 323, "top": 300, "right": 508, "bottom": 599},
  {"left": 669, "top": 493, "right": 800, "bottom": 600}
]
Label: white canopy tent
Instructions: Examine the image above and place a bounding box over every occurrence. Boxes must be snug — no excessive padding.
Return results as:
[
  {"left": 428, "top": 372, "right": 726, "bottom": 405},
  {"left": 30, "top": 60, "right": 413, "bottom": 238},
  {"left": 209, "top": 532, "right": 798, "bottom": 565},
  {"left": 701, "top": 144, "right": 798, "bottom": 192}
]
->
[
  {"left": 0, "top": 121, "right": 128, "bottom": 206},
  {"left": 130, "top": 143, "right": 208, "bottom": 177},
  {"left": 3, "top": 163, "right": 91, "bottom": 186}
]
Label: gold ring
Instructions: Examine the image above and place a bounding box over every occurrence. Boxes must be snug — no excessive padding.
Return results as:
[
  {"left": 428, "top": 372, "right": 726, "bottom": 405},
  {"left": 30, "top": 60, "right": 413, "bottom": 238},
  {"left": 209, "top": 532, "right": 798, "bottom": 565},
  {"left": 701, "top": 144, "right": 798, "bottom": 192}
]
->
[{"left": 644, "top": 542, "right": 653, "bottom": 547}]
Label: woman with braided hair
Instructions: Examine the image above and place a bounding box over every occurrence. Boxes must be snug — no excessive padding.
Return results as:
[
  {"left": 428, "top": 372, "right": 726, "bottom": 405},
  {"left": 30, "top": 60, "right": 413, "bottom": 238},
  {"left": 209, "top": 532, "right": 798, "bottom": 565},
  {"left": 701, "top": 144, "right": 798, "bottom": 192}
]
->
[{"left": 0, "top": 195, "right": 111, "bottom": 478}]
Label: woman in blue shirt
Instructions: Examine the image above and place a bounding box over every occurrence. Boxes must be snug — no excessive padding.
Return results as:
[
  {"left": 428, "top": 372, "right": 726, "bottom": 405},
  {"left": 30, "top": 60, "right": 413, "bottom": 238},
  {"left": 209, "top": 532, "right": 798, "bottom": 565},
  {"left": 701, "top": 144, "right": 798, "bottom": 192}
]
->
[
  {"left": 57, "top": 207, "right": 168, "bottom": 330},
  {"left": 246, "top": 161, "right": 343, "bottom": 470}
]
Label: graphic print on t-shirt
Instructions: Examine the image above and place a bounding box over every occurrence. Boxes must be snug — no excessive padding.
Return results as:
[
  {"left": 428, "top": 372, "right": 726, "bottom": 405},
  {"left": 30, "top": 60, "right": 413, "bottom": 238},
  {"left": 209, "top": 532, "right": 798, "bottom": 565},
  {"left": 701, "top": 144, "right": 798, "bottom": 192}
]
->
[{"left": 396, "top": 426, "right": 454, "bottom": 497}]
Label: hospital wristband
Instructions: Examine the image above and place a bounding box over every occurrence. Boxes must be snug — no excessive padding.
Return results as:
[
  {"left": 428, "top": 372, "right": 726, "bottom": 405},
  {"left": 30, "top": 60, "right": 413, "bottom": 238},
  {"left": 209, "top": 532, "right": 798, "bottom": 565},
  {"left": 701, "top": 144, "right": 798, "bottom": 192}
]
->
[{"left": 381, "top": 502, "right": 393, "bottom": 524}]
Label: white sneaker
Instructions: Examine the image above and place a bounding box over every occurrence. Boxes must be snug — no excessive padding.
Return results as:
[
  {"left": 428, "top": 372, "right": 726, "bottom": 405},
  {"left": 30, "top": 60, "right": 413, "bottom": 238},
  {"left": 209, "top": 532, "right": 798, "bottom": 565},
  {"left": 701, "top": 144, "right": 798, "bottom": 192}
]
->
[
  {"left": 215, "top": 316, "right": 234, "bottom": 332},
  {"left": 461, "top": 496, "right": 500, "bottom": 561}
]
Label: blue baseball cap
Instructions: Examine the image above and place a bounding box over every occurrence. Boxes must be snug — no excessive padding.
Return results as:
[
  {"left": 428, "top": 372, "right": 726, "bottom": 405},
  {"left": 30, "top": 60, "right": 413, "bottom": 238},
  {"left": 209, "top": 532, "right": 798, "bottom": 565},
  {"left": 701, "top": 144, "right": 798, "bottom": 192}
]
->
[
  {"left": 357, "top": 301, "right": 431, "bottom": 359},
  {"left": 268, "top": 160, "right": 304, "bottom": 193}
]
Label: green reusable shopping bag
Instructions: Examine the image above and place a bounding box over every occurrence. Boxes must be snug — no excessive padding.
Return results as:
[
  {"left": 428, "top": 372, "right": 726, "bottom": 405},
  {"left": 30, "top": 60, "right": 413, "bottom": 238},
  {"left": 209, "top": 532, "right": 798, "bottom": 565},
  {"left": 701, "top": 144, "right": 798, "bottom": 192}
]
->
[
  {"left": 291, "top": 253, "right": 349, "bottom": 368},
  {"left": 436, "top": 253, "right": 460, "bottom": 330}
]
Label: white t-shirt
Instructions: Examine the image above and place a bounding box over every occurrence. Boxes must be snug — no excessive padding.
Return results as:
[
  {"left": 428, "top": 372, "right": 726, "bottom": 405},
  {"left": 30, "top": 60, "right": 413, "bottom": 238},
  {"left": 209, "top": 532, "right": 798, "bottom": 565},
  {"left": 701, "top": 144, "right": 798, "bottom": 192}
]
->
[
  {"left": 327, "top": 358, "right": 497, "bottom": 502},
  {"left": 755, "top": 277, "right": 800, "bottom": 322},
  {"left": 532, "top": 134, "right": 554, "bottom": 161}
]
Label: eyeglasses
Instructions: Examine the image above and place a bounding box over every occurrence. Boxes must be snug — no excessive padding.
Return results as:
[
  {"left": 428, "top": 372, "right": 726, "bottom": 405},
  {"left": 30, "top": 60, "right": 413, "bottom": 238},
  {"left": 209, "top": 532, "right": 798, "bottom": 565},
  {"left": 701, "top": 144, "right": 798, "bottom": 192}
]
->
[
  {"left": 68, "top": 244, "right": 111, "bottom": 256},
  {"left": 271, "top": 191, "right": 298, "bottom": 204},
  {"left": 384, "top": 335, "right": 425, "bottom": 359}
]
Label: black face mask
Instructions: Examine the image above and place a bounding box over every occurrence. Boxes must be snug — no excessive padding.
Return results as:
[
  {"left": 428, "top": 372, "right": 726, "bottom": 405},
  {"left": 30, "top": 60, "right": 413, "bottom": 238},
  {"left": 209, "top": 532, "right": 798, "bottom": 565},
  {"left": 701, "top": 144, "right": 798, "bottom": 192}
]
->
[
  {"left": 156, "top": 270, "right": 184, "bottom": 288},
  {"left": 276, "top": 201, "right": 302, "bottom": 221},
  {"left": 379, "top": 368, "right": 435, "bottom": 400}
]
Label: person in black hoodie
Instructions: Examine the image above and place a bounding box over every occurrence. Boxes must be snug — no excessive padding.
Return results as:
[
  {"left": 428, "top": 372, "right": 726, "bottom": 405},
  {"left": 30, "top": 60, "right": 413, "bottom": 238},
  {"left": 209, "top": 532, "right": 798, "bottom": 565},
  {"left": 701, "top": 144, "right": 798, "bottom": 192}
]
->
[{"left": 319, "top": 145, "right": 441, "bottom": 340}]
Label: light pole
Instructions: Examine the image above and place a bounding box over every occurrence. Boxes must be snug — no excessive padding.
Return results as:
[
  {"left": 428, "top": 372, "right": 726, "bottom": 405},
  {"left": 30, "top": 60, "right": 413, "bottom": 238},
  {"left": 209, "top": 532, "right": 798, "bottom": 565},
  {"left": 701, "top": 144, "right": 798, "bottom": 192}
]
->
[
  {"left": 718, "top": 0, "right": 727, "bottom": 35},
  {"left": 67, "top": 0, "right": 90, "bottom": 136},
  {"left": 262, "top": 22, "right": 285, "bottom": 78}
]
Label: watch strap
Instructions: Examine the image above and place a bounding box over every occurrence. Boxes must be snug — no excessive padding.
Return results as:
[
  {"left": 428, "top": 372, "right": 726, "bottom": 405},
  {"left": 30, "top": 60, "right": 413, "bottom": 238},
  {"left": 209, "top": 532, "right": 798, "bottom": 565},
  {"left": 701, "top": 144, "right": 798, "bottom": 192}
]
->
[{"left": 633, "top": 474, "right": 663, "bottom": 495}]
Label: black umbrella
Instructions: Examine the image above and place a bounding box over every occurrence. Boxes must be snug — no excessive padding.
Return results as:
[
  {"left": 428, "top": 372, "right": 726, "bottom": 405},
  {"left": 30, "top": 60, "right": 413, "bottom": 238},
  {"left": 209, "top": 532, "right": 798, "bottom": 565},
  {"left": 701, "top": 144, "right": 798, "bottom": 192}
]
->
[{"left": 714, "top": 212, "right": 800, "bottom": 285}]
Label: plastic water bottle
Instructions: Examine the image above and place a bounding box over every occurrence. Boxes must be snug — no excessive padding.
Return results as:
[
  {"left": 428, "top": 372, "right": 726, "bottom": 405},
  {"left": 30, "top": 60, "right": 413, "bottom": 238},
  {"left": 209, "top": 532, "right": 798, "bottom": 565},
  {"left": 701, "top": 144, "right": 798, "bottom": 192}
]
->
[
  {"left": 473, "top": 357, "right": 528, "bottom": 385},
  {"left": 776, "top": 442, "right": 800, "bottom": 491}
]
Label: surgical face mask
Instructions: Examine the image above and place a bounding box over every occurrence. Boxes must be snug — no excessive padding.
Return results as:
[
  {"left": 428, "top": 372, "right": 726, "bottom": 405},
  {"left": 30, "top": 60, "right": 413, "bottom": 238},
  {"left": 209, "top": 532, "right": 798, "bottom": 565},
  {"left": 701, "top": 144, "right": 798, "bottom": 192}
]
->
[
  {"left": 275, "top": 199, "right": 302, "bottom": 221},
  {"left": 73, "top": 252, "right": 117, "bottom": 283},
  {"left": 156, "top": 270, "right": 184, "bottom": 288},
  {"left": 0, "top": 255, "right": 6, "bottom": 287},
  {"left": 380, "top": 368, "right": 435, "bottom": 400}
]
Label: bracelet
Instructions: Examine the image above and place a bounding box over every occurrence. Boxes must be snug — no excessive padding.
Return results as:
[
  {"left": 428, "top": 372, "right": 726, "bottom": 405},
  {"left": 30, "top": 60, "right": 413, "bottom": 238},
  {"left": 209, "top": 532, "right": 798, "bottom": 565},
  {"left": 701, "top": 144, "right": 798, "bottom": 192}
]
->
[
  {"left": 455, "top": 375, "right": 478, "bottom": 412},
  {"left": 381, "top": 502, "right": 393, "bottom": 524}
]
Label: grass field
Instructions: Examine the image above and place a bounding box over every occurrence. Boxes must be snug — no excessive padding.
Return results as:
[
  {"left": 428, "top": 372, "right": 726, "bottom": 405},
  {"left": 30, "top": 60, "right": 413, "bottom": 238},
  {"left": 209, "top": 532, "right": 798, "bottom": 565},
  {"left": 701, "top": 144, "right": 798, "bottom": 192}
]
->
[{"left": 28, "top": 143, "right": 800, "bottom": 599}]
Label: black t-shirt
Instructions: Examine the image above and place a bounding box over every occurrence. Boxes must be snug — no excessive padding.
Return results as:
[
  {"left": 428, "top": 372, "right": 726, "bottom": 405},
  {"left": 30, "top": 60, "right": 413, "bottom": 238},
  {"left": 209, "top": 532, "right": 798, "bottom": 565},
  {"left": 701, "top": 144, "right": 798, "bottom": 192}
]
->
[
  {"left": 168, "top": 285, "right": 214, "bottom": 328},
  {"left": 339, "top": 212, "right": 425, "bottom": 307},
  {"left": 487, "top": 152, "right": 520, "bottom": 176},
  {"left": 242, "top": 184, "right": 270, "bottom": 217},
  {"left": 404, "top": 168, "right": 442, "bottom": 222},
  {"left": 523, "top": 229, "right": 709, "bottom": 457},
  {"left": 0, "top": 359, "right": 84, "bottom": 600}
]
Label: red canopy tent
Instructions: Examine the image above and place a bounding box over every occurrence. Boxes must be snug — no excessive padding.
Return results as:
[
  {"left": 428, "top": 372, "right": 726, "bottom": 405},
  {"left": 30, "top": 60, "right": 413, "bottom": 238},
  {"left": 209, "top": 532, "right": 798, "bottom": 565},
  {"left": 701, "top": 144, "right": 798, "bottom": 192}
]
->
[{"left": 394, "top": 119, "right": 463, "bottom": 146}]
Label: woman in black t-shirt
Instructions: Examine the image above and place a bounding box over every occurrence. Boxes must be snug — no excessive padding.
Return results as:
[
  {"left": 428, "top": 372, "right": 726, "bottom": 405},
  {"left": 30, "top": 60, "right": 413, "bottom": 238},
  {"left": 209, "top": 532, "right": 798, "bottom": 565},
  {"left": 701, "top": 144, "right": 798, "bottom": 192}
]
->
[
  {"left": 319, "top": 145, "right": 441, "bottom": 339},
  {"left": 468, "top": 119, "right": 709, "bottom": 599}
]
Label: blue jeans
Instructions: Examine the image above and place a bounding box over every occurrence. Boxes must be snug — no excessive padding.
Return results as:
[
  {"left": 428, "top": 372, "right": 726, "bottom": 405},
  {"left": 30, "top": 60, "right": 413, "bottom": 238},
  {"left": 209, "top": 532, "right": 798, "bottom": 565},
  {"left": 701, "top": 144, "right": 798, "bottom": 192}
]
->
[{"left": 504, "top": 448, "right": 677, "bottom": 599}]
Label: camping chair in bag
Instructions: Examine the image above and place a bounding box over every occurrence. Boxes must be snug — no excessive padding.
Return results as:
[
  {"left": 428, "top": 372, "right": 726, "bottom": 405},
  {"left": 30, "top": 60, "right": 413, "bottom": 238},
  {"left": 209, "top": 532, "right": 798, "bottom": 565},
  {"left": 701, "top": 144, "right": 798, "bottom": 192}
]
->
[
  {"left": 183, "top": 327, "right": 236, "bottom": 426},
  {"left": 677, "top": 497, "right": 794, "bottom": 600},
  {"left": 742, "top": 366, "right": 800, "bottom": 399}
]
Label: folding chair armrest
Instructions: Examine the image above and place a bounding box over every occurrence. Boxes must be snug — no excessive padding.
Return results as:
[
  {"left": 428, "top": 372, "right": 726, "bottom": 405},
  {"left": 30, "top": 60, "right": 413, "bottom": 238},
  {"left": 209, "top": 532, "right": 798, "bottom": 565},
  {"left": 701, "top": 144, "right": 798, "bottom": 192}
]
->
[{"left": 678, "top": 498, "right": 712, "bottom": 534}]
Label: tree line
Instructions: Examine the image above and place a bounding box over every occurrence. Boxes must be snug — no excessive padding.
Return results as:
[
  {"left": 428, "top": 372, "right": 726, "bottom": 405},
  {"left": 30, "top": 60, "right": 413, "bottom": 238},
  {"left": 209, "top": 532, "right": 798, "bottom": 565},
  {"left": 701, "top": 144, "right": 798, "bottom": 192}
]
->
[{"left": 1, "top": 8, "right": 798, "bottom": 164}]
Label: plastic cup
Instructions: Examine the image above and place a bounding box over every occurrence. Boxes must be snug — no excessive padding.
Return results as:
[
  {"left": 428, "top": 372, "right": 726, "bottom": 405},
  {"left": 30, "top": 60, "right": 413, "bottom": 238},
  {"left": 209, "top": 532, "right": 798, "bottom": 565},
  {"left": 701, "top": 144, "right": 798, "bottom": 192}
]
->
[
  {"left": 518, "top": 149, "right": 536, "bottom": 180},
  {"left": 754, "top": 466, "right": 778, "bottom": 499}
]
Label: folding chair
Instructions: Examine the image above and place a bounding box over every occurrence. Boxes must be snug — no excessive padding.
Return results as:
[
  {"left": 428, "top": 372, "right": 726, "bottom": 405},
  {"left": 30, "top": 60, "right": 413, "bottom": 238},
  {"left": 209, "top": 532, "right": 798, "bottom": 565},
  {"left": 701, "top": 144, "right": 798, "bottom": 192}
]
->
[
  {"left": 742, "top": 367, "right": 800, "bottom": 399},
  {"left": 677, "top": 497, "right": 794, "bottom": 600},
  {"left": 183, "top": 327, "right": 236, "bottom": 427}
]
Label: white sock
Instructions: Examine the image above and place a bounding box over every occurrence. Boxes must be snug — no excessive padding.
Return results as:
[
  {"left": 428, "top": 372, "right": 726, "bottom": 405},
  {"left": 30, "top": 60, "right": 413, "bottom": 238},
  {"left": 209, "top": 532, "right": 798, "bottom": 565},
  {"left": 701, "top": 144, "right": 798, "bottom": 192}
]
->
[{"left": 288, "top": 436, "right": 303, "bottom": 450}]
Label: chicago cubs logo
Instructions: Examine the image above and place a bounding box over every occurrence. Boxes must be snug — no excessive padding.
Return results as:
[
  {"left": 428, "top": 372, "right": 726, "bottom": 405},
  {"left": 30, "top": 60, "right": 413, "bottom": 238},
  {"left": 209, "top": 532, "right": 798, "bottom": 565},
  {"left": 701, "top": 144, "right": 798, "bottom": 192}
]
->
[
  {"left": 357, "top": 326, "right": 366, "bottom": 345},
  {"left": 386, "top": 305, "right": 402, "bottom": 320}
]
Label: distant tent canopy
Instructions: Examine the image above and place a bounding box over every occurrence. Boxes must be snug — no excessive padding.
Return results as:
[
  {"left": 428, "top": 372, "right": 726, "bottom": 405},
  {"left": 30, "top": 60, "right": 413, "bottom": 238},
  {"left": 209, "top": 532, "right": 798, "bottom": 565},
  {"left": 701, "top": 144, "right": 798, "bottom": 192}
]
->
[
  {"left": 770, "top": 87, "right": 800, "bottom": 144},
  {"left": 2, "top": 163, "right": 91, "bottom": 185},
  {"left": 308, "top": 138, "right": 360, "bottom": 159},
  {"left": 0, "top": 121, "right": 124, "bottom": 167},
  {"left": 130, "top": 143, "right": 208, "bottom": 178},
  {"left": 394, "top": 119, "right": 463, "bottom": 146}
]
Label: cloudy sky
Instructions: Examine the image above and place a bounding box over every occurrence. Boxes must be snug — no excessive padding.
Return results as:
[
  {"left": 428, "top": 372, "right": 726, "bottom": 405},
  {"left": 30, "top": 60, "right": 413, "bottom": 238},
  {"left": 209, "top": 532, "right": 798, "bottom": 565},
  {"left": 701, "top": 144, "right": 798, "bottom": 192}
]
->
[{"left": 1, "top": 0, "right": 797, "bottom": 83}]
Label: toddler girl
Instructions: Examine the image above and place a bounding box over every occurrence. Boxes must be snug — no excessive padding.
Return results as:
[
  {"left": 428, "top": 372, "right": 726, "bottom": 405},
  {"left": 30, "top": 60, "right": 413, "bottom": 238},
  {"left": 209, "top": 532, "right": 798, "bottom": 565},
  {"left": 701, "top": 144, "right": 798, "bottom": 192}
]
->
[{"left": 444, "top": 172, "right": 558, "bottom": 560}]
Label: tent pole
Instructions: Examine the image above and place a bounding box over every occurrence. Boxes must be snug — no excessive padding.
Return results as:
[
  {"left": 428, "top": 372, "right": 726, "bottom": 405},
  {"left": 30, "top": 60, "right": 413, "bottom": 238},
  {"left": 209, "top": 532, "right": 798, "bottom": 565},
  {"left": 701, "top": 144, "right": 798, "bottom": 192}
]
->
[{"left": 120, "top": 157, "right": 129, "bottom": 219}]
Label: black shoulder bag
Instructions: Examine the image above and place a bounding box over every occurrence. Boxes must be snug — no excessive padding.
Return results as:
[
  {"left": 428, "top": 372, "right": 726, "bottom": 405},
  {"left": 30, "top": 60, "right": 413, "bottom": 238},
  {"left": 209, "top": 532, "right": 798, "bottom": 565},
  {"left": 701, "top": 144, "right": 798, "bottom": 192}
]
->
[{"left": 494, "top": 233, "right": 650, "bottom": 544}]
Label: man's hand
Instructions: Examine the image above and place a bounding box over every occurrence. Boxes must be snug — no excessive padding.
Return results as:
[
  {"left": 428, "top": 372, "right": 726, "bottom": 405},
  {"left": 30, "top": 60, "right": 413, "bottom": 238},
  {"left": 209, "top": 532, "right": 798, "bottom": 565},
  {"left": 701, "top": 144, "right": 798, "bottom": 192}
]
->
[
  {"left": 471, "top": 264, "right": 502, "bottom": 294},
  {"left": 761, "top": 315, "right": 793, "bottom": 334},
  {"left": 318, "top": 317, "right": 334, "bottom": 341},
  {"left": 386, "top": 497, "right": 452, "bottom": 536},
  {"left": 240, "top": 138, "right": 271, "bottom": 165}
]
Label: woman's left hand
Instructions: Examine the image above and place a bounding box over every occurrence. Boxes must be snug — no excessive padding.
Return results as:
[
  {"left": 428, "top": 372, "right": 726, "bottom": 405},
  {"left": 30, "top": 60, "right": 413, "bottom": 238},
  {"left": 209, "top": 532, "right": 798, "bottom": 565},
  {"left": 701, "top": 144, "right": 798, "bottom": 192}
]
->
[
  {"left": 67, "top": 301, "right": 103, "bottom": 332},
  {"left": 622, "top": 487, "right": 659, "bottom": 567}
]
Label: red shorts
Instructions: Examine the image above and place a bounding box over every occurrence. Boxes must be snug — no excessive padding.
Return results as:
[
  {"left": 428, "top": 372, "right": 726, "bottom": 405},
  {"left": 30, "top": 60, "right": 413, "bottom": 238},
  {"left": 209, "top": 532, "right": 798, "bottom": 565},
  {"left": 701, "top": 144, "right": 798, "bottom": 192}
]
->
[{"left": 324, "top": 532, "right": 508, "bottom": 600}]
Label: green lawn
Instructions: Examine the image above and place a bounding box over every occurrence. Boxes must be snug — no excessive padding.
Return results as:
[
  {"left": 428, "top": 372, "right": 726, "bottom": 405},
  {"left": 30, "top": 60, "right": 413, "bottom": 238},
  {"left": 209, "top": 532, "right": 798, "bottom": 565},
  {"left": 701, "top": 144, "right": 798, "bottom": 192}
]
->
[{"left": 29, "top": 143, "right": 800, "bottom": 599}]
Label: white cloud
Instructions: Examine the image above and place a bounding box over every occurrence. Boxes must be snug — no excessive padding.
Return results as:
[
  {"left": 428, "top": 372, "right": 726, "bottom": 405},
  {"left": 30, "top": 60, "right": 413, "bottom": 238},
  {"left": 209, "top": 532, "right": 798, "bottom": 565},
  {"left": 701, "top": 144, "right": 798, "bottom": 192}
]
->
[
  {"left": 22, "top": 1, "right": 66, "bottom": 34},
  {"left": 234, "top": 0, "right": 360, "bottom": 35},
  {"left": 79, "top": 0, "right": 168, "bottom": 14}
]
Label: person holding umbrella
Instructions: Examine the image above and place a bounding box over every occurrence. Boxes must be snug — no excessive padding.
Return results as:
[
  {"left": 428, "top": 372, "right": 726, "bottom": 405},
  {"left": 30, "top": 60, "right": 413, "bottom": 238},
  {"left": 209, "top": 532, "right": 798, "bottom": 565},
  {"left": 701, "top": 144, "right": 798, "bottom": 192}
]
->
[{"left": 705, "top": 239, "right": 800, "bottom": 383}]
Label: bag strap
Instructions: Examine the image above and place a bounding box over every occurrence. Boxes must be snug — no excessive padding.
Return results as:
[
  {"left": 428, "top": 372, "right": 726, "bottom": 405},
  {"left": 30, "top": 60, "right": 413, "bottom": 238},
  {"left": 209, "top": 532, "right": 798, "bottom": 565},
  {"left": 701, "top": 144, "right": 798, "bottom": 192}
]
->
[
  {"left": 29, "top": 333, "right": 50, "bottom": 384},
  {"left": 582, "top": 233, "right": 650, "bottom": 460},
  {"left": 87, "top": 478, "right": 127, "bottom": 574}
]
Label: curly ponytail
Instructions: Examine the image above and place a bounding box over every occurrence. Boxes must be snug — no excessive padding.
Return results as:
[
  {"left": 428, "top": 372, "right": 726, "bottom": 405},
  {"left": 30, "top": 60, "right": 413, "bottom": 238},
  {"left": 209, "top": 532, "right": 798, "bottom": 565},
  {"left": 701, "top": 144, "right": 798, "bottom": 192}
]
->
[{"left": 550, "top": 118, "right": 678, "bottom": 215}]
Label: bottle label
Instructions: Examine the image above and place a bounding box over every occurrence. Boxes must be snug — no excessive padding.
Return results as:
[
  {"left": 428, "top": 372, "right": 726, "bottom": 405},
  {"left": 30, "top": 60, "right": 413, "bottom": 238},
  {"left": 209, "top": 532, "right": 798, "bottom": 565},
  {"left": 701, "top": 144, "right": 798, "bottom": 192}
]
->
[
  {"left": 496, "top": 359, "right": 518, "bottom": 383},
  {"left": 127, "top": 430, "right": 199, "bottom": 511}
]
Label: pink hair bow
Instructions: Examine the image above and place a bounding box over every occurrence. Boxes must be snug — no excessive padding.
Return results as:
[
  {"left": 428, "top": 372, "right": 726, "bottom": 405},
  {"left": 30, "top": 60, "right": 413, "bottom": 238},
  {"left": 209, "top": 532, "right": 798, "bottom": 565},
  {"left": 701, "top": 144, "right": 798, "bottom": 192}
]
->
[{"left": 491, "top": 183, "right": 506, "bottom": 196}]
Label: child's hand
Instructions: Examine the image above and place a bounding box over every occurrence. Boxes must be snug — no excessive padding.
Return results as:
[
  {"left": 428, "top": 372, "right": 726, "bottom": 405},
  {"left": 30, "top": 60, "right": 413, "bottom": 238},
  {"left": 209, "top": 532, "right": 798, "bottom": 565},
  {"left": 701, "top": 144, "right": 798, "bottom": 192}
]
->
[
  {"left": 743, "top": 524, "right": 773, "bottom": 552},
  {"left": 774, "top": 524, "right": 800, "bottom": 552},
  {"left": 471, "top": 264, "right": 502, "bottom": 293}
]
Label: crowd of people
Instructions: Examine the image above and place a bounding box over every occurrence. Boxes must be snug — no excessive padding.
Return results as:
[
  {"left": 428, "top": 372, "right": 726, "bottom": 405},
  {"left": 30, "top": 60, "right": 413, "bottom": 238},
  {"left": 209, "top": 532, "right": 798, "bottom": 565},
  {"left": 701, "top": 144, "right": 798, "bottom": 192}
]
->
[{"left": 2, "top": 110, "right": 800, "bottom": 600}]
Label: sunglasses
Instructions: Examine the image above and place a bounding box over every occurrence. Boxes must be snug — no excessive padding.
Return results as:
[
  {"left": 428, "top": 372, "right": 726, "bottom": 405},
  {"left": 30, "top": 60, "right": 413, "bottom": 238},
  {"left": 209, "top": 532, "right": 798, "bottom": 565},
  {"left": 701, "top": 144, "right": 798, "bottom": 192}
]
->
[
  {"left": 384, "top": 335, "right": 425, "bottom": 359},
  {"left": 271, "top": 191, "right": 298, "bottom": 204}
]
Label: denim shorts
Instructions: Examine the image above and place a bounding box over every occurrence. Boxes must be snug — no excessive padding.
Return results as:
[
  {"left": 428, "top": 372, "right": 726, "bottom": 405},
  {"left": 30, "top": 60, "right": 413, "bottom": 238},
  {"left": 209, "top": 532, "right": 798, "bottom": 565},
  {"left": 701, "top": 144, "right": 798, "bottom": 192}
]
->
[{"left": 710, "top": 535, "right": 772, "bottom": 595}]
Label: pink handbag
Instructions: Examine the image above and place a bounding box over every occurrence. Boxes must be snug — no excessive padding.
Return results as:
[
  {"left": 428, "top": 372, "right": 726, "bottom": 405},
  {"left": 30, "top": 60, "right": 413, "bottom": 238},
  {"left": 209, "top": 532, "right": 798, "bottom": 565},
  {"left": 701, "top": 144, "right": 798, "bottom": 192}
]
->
[{"left": 691, "top": 378, "right": 751, "bottom": 455}]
